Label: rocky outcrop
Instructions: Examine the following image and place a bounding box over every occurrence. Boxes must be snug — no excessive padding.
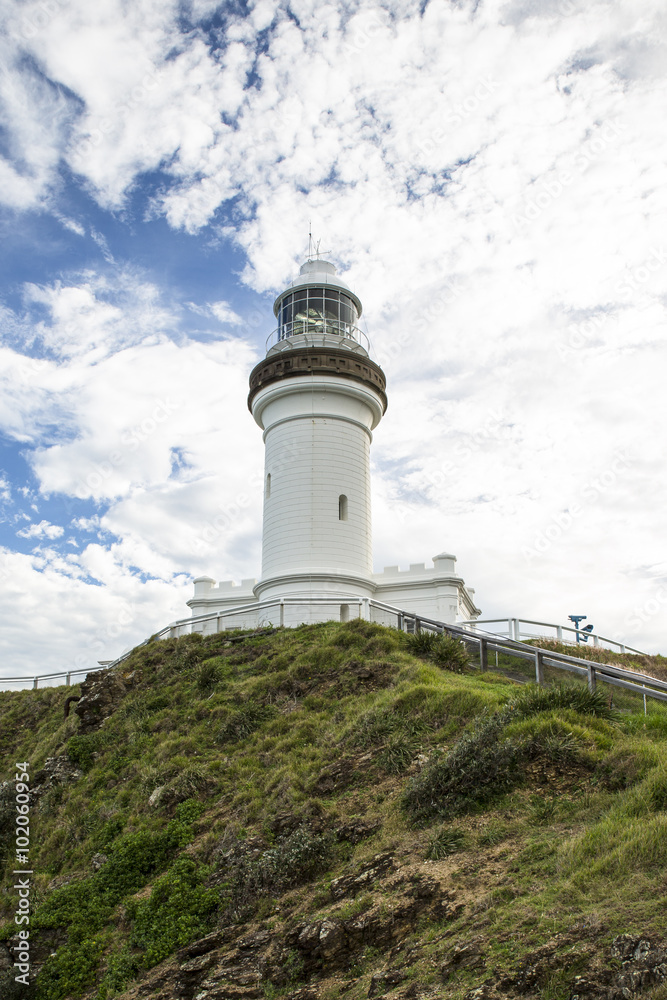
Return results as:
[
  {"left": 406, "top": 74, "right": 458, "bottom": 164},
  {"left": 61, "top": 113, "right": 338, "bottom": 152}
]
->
[
  {"left": 31, "top": 755, "right": 83, "bottom": 800},
  {"left": 121, "top": 863, "right": 463, "bottom": 1000},
  {"left": 329, "top": 852, "right": 395, "bottom": 899},
  {"left": 460, "top": 933, "right": 667, "bottom": 1000},
  {"left": 74, "top": 667, "right": 136, "bottom": 732}
]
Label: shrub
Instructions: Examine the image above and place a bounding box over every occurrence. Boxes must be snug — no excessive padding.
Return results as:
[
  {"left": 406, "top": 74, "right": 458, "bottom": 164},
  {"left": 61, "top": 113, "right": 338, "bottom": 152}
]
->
[
  {"left": 96, "top": 946, "right": 139, "bottom": 999},
  {"left": 403, "top": 683, "right": 606, "bottom": 823},
  {"left": 128, "top": 857, "right": 218, "bottom": 968},
  {"left": 220, "top": 828, "right": 336, "bottom": 916},
  {"left": 66, "top": 733, "right": 105, "bottom": 772},
  {"left": 35, "top": 939, "right": 102, "bottom": 1000},
  {"left": 404, "top": 711, "right": 521, "bottom": 823},
  {"left": 32, "top": 804, "right": 202, "bottom": 998},
  {"left": 431, "top": 634, "right": 470, "bottom": 673}
]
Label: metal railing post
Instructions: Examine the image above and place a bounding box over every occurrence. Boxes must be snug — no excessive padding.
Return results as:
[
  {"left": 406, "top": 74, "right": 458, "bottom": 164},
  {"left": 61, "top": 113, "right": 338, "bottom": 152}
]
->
[
  {"left": 280, "top": 599, "right": 285, "bottom": 627},
  {"left": 33, "top": 677, "right": 38, "bottom": 690},
  {"left": 556, "top": 625, "right": 563, "bottom": 641},
  {"left": 479, "top": 638, "right": 488, "bottom": 672},
  {"left": 512, "top": 618, "right": 521, "bottom": 641},
  {"left": 587, "top": 665, "right": 596, "bottom": 693},
  {"left": 534, "top": 650, "right": 544, "bottom": 685},
  {"left": 415, "top": 617, "right": 421, "bottom": 633},
  {"left": 66, "top": 673, "right": 71, "bottom": 687}
]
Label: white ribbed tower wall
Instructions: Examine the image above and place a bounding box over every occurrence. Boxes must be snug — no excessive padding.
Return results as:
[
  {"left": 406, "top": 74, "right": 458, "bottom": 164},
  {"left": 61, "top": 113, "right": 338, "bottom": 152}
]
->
[{"left": 251, "top": 375, "right": 384, "bottom": 603}]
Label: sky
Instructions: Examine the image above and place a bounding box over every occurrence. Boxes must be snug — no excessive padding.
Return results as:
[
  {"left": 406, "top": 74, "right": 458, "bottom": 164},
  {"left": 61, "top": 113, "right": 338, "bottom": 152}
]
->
[{"left": 0, "top": 0, "right": 666, "bottom": 681}]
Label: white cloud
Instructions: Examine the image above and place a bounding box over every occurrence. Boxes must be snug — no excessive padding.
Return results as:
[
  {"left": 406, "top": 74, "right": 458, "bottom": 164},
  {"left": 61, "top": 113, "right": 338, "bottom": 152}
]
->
[
  {"left": 0, "top": 543, "right": 192, "bottom": 677},
  {"left": 208, "top": 301, "right": 243, "bottom": 325},
  {"left": 187, "top": 299, "right": 243, "bottom": 325},
  {"left": 17, "top": 519, "right": 65, "bottom": 539},
  {"left": 0, "top": 0, "right": 665, "bottom": 674}
]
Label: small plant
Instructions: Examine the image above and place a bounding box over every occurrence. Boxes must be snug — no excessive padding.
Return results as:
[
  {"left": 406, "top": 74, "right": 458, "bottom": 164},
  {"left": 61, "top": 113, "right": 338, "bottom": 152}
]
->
[
  {"left": 217, "top": 703, "right": 279, "bottom": 744},
  {"left": 377, "top": 733, "right": 422, "bottom": 774},
  {"left": 507, "top": 683, "right": 616, "bottom": 721},
  {"left": 477, "top": 821, "right": 511, "bottom": 847},
  {"left": 197, "top": 659, "right": 224, "bottom": 693},
  {"left": 427, "top": 827, "right": 468, "bottom": 859},
  {"left": 401, "top": 630, "right": 470, "bottom": 672},
  {"left": 528, "top": 724, "right": 581, "bottom": 764},
  {"left": 528, "top": 794, "right": 557, "bottom": 825},
  {"left": 66, "top": 732, "right": 104, "bottom": 772},
  {"left": 402, "top": 630, "right": 441, "bottom": 656},
  {"left": 96, "top": 945, "right": 139, "bottom": 998}
]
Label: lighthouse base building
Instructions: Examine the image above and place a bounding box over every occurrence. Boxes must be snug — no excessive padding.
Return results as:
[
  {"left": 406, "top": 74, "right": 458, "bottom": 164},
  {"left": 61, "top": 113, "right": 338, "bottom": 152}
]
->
[{"left": 188, "top": 258, "right": 480, "bottom": 632}]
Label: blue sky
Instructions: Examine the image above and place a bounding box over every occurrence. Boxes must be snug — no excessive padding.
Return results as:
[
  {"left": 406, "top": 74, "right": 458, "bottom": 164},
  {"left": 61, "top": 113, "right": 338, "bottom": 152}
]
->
[{"left": 1, "top": 0, "right": 666, "bottom": 678}]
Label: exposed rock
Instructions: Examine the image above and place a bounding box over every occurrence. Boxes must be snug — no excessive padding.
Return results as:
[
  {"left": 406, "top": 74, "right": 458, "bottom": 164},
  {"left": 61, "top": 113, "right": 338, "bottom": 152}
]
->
[
  {"left": 441, "top": 936, "right": 486, "bottom": 980},
  {"left": 32, "top": 755, "right": 83, "bottom": 799},
  {"left": 287, "top": 878, "right": 462, "bottom": 974},
  {"left": 368, "top": 969, "right": 407, "bottom": 997},
  {"left": 148, "top": 785, "right": 167, "bottom": 807},
  {"left": 312, "top": 758, "right": 357, "bottom": 795},
  {"left": 330, "top": 853, "right": 395, "bottom": 900},
  {"left": 335, "top": 818, "right": 381, "bottom": 844},
  {"left": 74, "top": 667, "right": 136, "bottom": 732},
  {"left": 91, "top": 852, "right": 108, "bottom": 871},
  {"left": 466, "top": 932, "right": 667, "bottom": 1000},
  {"left": 319, "top": 920, "right": 347, "bottom": 959}
]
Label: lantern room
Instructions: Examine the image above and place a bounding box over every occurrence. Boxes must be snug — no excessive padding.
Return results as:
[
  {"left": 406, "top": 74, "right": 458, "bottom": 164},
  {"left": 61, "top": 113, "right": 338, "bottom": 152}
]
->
[{"left": 269, "top": 259, "right": 367, "bottom": 353}]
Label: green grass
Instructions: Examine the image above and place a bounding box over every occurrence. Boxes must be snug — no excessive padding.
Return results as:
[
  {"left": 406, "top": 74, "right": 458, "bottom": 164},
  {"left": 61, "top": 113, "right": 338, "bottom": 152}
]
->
[{"left": 0, "top": 620, "right": 666, "bottom": 1000}]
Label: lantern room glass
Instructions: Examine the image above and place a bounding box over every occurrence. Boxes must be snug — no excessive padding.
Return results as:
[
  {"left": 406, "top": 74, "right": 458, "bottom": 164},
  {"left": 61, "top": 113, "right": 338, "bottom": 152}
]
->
[{"left": 278, "top": 288, "right": 359, "bottom": 341}]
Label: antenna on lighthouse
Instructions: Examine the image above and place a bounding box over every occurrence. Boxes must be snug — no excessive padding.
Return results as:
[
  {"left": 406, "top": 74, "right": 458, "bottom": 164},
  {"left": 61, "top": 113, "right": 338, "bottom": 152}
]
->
[{"left": 307, "top": 222, "right": 331, "bottom": 262}]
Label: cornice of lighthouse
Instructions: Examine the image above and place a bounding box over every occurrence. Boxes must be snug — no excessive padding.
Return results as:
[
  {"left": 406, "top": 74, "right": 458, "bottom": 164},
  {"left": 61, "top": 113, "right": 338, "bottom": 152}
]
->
[{"left": 248, "top": 346, "right": 387, "bottom": 414}]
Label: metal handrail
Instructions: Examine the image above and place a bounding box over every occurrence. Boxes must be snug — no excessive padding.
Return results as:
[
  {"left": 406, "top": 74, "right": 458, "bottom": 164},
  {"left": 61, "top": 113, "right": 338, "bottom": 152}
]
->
[
  {"left": 394, "top": 612, "right": 665, "bottom": 704},
  {"left": 1, "top": 600, "right": 662, "bottom": 706},
  {"left": 459, "top": 616, "right": 646, "bottom": 656},
  {"left": 265, "top": 320, "right": 370, "bottom": 354}
]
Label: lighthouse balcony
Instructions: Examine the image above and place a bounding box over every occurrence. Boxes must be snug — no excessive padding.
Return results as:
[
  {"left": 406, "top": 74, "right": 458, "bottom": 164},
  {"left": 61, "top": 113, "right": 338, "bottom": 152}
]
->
[{"left": 266, "top": 320, "right": 370, "bottom": 357}]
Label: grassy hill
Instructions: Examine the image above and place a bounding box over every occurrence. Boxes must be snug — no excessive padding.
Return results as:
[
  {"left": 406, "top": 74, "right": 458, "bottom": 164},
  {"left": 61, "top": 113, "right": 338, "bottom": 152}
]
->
[{"left": 1, "top": 619, "right": 667, "bottom": 1000}]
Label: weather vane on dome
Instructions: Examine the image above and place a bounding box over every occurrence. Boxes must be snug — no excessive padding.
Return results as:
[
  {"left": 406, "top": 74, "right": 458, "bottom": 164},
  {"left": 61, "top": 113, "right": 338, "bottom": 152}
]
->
[{"left": 307, "top": 222, "right": 331, "bottom": 262}]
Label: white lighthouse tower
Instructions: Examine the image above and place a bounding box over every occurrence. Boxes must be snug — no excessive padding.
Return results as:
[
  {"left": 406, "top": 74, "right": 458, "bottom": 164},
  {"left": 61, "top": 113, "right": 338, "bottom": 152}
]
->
[
  {"left": 188, "top": 257, "right": 480, "bottom": 629},
  {"left": 249, "top": 258, "right": 385, "bottom": 608}
]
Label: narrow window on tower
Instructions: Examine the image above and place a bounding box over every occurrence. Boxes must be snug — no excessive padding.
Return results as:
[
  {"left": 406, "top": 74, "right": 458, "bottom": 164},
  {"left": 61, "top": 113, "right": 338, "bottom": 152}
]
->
[
  {"left": 266, "top": 474, "right": 271, "bottom": 499},
  {"left": 338, "top": 494, "right": 348, "bottom": 521}
]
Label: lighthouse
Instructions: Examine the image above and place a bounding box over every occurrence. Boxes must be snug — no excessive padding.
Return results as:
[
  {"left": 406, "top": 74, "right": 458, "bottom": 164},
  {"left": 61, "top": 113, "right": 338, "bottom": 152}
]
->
[
  {"left": 249, "top": 258, "right": 385, "bottom": 606},
  {"left": 188, "top": 257, "right": 480, "bottom": 629}
]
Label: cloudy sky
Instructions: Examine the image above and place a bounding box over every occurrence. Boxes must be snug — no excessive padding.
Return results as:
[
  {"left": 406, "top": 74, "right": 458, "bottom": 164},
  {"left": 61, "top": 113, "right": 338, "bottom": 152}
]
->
[{"left": 0, "top": 0, "right": 665, "bottom": 680}]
